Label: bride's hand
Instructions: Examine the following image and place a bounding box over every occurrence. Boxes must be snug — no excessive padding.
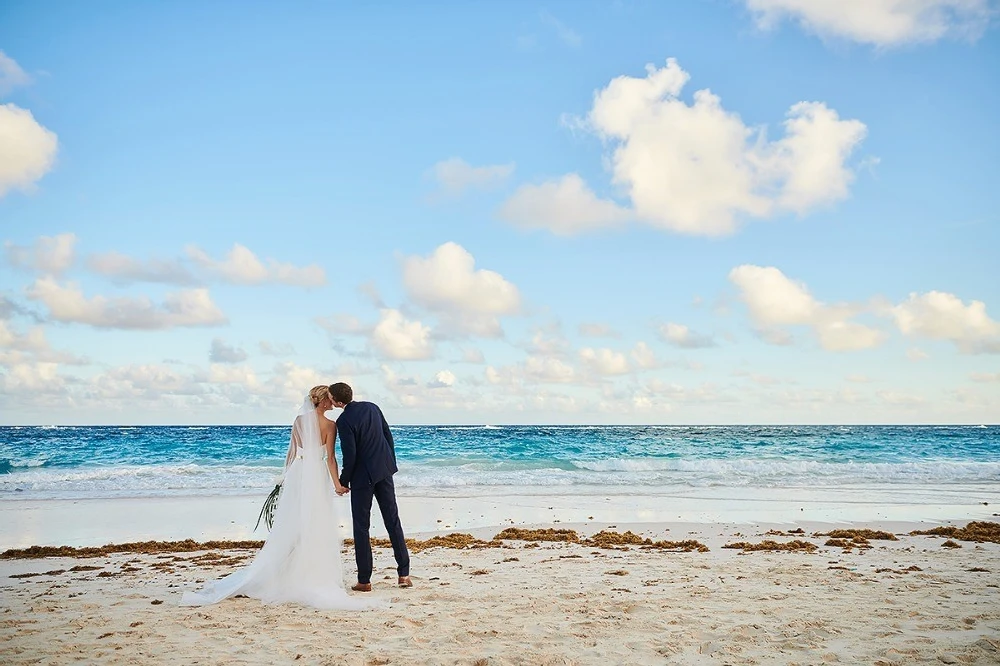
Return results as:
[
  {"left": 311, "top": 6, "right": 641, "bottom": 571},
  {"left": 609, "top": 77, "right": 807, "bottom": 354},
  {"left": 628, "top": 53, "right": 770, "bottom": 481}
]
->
[{"left": 335, "top": 483, "right": 349, "bottom": 496}]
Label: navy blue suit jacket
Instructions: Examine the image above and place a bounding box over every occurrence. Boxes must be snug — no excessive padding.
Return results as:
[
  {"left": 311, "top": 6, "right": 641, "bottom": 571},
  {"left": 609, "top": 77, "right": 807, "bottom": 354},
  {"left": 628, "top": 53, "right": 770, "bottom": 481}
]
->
[{"left": 336, "top": 401, "right": 397, "bottom": 489}]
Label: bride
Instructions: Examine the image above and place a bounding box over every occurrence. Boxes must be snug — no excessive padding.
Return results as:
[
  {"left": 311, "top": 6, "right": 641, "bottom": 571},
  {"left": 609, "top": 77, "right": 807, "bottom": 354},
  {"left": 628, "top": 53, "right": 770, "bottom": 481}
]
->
[{"left": 180, "top": 386, "right": 380, "bottom": 610}]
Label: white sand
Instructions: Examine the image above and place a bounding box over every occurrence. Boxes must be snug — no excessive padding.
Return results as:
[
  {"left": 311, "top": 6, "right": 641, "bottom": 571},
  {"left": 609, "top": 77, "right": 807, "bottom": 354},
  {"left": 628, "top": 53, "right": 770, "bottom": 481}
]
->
[{"left": 2, "top": 521, "right": 999, "bottom": 665}]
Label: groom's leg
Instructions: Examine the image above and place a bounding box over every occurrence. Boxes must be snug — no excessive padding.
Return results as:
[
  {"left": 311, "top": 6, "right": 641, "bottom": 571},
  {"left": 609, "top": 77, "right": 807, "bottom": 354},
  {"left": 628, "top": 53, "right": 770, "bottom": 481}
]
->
[
  {"left": 350, "top": 483, "right": 375, "bottom": 584},
  {"left": 373, "top": 476, "right": 410, "bottom": 577}
]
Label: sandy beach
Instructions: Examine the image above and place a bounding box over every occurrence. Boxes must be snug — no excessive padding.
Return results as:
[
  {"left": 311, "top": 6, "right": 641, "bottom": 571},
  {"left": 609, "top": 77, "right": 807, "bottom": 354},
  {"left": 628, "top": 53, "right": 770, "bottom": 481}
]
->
[{"left": 2, "top": 520, "right": 999, "bottom": 665}]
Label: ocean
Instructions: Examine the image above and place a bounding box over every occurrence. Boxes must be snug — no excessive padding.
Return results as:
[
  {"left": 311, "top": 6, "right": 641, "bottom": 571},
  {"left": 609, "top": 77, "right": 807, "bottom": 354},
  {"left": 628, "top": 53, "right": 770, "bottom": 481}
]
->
[{"left": 2, "top": 425, "right": 998, "bottom": 501}]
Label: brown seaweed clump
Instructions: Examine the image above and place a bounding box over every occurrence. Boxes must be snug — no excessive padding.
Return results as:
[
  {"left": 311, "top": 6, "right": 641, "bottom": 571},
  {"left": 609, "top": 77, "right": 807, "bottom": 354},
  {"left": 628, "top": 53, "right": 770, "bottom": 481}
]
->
[
  {"left": 817, "top": 529, "right": 898, "bottom": 541},
  {"left": 909, "top": 521, "right": 1000, "bottom": 545},
  {"left": 642, "top": 539, "right": 710, "bottom": 553},
  {"left": 493, "top": 528, "right": 581, "bottom": 543},
  {"left": 941, "top": 540, "right": 963, "bottom": 549},
  {"left": 346, "top": 533, "right": 502, "bottom": 553},
  {"left": 825, "top": 537, "right": 872, "bottom": 550},
  {"left": 723, "top": 540, "right": 818, "bottom": 553},
  {"left": 0, "top": 539, "right": 264, "bottom": 560}
]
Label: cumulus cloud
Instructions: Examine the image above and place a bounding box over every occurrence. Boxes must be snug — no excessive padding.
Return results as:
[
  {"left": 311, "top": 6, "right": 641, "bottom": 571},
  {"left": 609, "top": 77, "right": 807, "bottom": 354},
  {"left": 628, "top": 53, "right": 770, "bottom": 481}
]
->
[
  {"left": 501, "top": 59, "right": 866, "bottom": 236},
  {"left": 5, "top": 233, "right": 76, "bottom": 275},
  {"left": 890, "top": 291, "right": 1000, "bottom": 354},
  {"left": 186, "top": 243, "right": 325, "bottom": 287},
  {"left": 461, "top": 348, "right": 485, "bottom": 364},
  {"left": 659, "top": 322, "right": 716, "bottom": 349},
  {"left": 579, "top": 347, "right": 631, "bottom": 376},
  {"left": 209, "top": 338, "right": 248, "bottom": 364},
  {"left": 427, "top": 370, "right": 457, "bottom": 389},
  {"left": 371, "top": 309, "right": 433, "bottom": 360},
  {"left": 578, "top": 322, "right": 621, "bottom": 338},
  {"left": 259, "top": 341, "right": 296, "bottom": 357},
  {"left": 0, "top": 50, "right": 31, "bottom": 95},
  {"left": 402, "top": 242, "right": 520, "bottom": 337},
  {"left": 315, "top": 314, "right": 372, "bottom": 336},
  {"left": 26, "top": 278, "right": 227, "bottom": 330},
  {"left": 729, "top": 264, "right": 885, "bottom": 351},
  {"left": 745, "top": 0, "right": 995, "bottom": 46},
  {"left": 87, "top": 251, "right": 198, "bottom": 286},
  {"left": 430, "top": 157, "right": 514, "bottom": 197},
  {"left": 486, "top": 355, "right": 578, "bottom": 386},
  {"left": 971, "top": 372, "right": 1000, "bottom": 382},
  {"left": 630, "top": 341, "right": 660, "bottom": 370},
  {"left": 499, "top": 174, "right": 629, "bottom": 235},
  {"left": 0, "top": 102, "right": 59, "bottom": 198}
]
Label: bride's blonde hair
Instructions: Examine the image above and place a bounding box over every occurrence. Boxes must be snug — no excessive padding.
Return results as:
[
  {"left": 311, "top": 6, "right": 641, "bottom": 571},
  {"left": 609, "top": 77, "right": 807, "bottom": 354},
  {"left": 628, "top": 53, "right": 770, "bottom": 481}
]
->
[{"left": 309, "top": 385, "right": 331, "bottom": 407}]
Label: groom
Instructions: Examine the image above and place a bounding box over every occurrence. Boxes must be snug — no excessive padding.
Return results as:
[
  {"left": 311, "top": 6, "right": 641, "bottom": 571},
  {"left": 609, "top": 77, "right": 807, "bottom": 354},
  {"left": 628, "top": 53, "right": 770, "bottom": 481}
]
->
[{"left": 329, "top": 382, "right": 412, "bottom": 591}]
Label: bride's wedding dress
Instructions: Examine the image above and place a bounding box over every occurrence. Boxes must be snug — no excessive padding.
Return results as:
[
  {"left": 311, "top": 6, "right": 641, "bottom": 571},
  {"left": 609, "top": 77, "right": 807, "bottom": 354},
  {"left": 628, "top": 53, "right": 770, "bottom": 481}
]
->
[{"left": 180, "top": 398, "right": 379, "bottom": 610}]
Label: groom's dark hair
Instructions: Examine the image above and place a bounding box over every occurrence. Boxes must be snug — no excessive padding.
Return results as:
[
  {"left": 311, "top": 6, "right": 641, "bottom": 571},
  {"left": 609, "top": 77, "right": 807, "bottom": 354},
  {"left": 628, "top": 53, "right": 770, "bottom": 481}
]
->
[{"left": 329, "top": 382, "right": 353, "bottom": 404}]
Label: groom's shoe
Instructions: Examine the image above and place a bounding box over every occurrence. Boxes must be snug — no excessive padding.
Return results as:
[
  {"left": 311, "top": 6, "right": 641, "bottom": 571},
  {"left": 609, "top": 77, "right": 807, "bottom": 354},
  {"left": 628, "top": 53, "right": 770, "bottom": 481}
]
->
[
  {"left": 398, "top": 576, "right": 413, "bottom": 588},
  {"left": 351, "top": 582, "right": 372, "bottom": 592}
]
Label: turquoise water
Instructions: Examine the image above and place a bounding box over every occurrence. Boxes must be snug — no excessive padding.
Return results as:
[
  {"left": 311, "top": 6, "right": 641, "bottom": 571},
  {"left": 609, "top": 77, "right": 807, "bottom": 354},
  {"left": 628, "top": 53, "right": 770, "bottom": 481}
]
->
[{"left": 1, "top": 425, "right": 998, "bottom": 499}]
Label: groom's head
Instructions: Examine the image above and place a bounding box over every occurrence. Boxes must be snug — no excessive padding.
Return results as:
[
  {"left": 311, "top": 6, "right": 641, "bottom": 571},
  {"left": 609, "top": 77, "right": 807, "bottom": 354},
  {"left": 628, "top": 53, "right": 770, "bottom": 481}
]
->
[{"left": 329, "top": 382, "right": 353, "bottom": 408}]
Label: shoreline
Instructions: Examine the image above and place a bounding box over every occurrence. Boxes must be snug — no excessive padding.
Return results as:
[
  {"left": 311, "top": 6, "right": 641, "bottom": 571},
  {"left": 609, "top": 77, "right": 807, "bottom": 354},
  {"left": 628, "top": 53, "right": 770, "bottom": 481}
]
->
[{"left": 2, "top": 484, "right": 998, "bottom": 550}]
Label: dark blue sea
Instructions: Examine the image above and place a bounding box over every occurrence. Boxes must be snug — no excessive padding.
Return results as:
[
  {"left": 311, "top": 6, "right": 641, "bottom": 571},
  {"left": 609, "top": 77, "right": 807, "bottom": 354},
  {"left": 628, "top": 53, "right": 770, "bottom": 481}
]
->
[{"left": 2, "top": 425, "right": 998, "bottom": 500}]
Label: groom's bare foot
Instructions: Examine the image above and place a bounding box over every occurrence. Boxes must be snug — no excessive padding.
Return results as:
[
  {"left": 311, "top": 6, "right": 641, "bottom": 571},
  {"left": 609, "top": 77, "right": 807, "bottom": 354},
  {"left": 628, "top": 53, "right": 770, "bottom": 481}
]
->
[
  {"left": 351, "top": 583, "right": 372, "bottom": 592},
  {"left": 398, "top": 576, "right": 413, "bottom": 588}
]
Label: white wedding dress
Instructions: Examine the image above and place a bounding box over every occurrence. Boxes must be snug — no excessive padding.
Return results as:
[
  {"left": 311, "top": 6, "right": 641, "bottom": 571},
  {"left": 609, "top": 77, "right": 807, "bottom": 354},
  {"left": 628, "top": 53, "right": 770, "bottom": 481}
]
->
[{"left": 180, "top": 398, "right": 381, "bottom": 610}]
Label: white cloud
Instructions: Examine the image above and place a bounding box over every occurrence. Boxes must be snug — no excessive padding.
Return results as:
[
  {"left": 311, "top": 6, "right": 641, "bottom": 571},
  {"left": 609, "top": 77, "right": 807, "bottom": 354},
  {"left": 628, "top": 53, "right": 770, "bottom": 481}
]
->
[
  {"left": 499, "top": 173, "right": 630, "bottom": 235},
  {"left": 630, "top": 341, "right": 659, "bottom": 370},
  {"left": 208, "top": 363, "right": 259, "bottom": 387},
  {"left": 430, "top": 157, "right": 514, "bottom": 196},
  {"left": 186, "top": 243, "right": 325, "bottom": 287},
  {"left": 971, "top": 372, "right": 1000, "bottom": 382},
  {"left": 259, "top": 340, "right": 295, "bottom": 357},
  {"left": 503, "top": 59, "right": 866, "bottom": 237},
  {"left": 527, "top": 328, "right": 571, "bottom": 357},
  {"left": 578, "top": 322, "right": 621, "bottom": 338},
  {"left": 371, "top": 309, "right": 433, "bottom": 360},
  {"left": 890, "top": 291, "right": 1000, "bottom": 354},
  {"left": 486, "top": 355, "right": 578, "bottom": 386},
  {"left": 209, "top": 338, "right": 248, "bottom": 364},
  {"left": 907, "top": 347, "right": 930, "bottom": 361},
  {"left": 427, "top": 370, "right": 456, "bottom": 389},
  {"left": 876, "top": 389, "right": 926, "bottom": 407},
  {"left": 745, "top": 0, "right": 995, "bottom": 46},
  {"left": 27, "top": 278, "right": 227, "bottom": 330},
  {"left": 729, "top": 264, "right": 885, "bottom": 351},
  {"left": 402, "top": 242, "right": 521, "bottom": 336},
  {"left": 0, "top": 358, "right": 63, "bottom": 394},
  {"left": 579, "top": 347, "right": 630, "bottom": 376},
  {"left": 461, "top": 348, "right": 485, "bottom": 364},
  {"left": 523, "top": 356, "right": 577, "bottom": 383},
  {"left": 87, "top": 251, "right": 198, "bottom": 285},
  {"left": 0, "top": 50, "right": 31, "bottom": 95},
  {"left": 0, "top": 103, "right": 59, "bottom": 198},
  {"left": 659, "top": 322, "right": 716, "bottom": 349},
  {"left": 5, "top": 233, "right": 76, "bottom": 275},
  {"left": 316, "top": 313, "right": 372, "bottom": 336}
]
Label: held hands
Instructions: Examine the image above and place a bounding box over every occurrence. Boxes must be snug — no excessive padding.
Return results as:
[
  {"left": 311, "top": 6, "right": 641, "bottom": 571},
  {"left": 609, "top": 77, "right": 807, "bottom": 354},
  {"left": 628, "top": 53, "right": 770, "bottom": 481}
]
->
[{"left": 335, "top": 483, "right": 350, "bottom": 496}]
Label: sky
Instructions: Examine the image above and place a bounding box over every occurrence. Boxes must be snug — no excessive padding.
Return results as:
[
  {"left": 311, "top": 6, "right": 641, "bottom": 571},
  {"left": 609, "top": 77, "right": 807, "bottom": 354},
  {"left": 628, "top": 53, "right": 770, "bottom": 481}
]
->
[{"left": 0, "top": 0, "right": 998, "bottom": 425}]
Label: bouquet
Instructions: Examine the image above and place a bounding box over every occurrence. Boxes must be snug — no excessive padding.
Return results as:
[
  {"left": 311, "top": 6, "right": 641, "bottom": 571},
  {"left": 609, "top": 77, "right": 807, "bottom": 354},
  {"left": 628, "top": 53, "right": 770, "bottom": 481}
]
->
[{"left": 255, "top": 474, "right": 284, "bottom": 532}]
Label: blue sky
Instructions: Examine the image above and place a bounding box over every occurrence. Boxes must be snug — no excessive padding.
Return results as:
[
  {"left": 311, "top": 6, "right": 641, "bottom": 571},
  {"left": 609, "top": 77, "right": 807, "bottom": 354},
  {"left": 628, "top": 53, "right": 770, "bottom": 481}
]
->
[{"left": 1, "top": 1, "right": 998, "bottom": 424}]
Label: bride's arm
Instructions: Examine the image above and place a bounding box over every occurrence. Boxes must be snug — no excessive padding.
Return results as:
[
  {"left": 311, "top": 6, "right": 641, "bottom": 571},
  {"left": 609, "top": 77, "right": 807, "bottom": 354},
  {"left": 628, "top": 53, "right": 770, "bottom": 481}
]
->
[
  {"left": 325, "top": 424, "right": 348, "bottom": 494},
  {"left": 285, "top": 419, "right": 302, "bottom": 468}
]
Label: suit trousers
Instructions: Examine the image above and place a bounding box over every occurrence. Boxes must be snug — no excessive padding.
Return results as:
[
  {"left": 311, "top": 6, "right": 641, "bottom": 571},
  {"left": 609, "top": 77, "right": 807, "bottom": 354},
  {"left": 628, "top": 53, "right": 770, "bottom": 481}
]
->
[{"left": 349, "top": 475, "right": 410, "bottom": 584}]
